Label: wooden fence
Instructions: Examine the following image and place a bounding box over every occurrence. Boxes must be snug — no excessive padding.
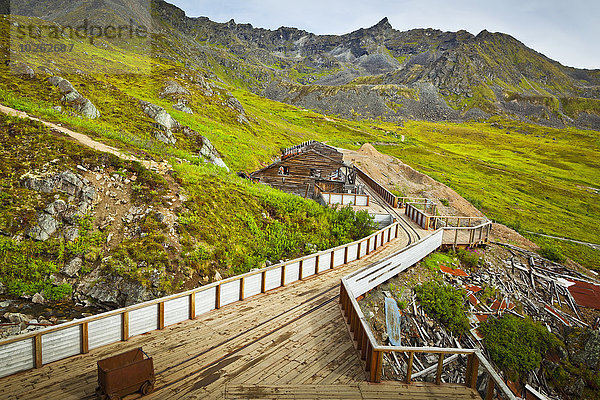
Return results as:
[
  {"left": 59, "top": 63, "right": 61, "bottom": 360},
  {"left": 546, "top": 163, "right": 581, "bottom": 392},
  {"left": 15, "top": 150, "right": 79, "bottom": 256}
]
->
[
  {"left": 442, "top": 222, "right": 493, "bottom": 247},
  {"left": 339, "top": 232, "right": 518, "bottom": 399},
  {"left": 315, "top": 184, "right": 369, "bottom": 206},
  {"left": 0, "top": 222, "right": 401, "bottom": 379},
  {"left": 355, "top": 167, "right": 398, "bottom": 208}
]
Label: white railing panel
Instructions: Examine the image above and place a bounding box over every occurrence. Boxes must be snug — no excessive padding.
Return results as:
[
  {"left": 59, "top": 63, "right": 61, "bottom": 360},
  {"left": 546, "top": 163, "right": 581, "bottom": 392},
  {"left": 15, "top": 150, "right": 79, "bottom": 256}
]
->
[
  {"left": 359, "top": 240, "right": 368, "bottom": 258},
  {"left": 164, "top": 296, "right": 190, "bottom": 327},
  {"left": 333, "top": 248, "right": 345, "bottom": 267},
  {"left": 220, "top": 280, "right": 241, "bottom": 307},
  {"left": 195, "top": 287, "right": 216, "bottom": 316},
  {"left": 342, "top": 194, "right": 354, "bottom": 205},
  {"left": 129, "top": 305, "right": 158, "bottom": 337},
  {"left": 317, "top": 252, "right": 331, "bottom": 273},
  {"left": 301, "top": 256, "right": 316, "bottom": 278},
  {"left": 284, "top": 261, "right": 300, "bottom": 284},
  {"left": 42, "top": 326, "right": 81, "bottom": 364},
  {"left": 347, "top": 230, "right": 443, "bottom": 296},
  {"left": 331, "top": 194, "right": 342, "bottom": 204},
  {"left": 346, "top": 243, "right": 358, "bottom": 262},
  {"left": 243, "top": 273, "right": 262, "bottom": 298},
  {"left": 265, "top": 267, "right": 282, "bottom": 291},
  {"left": 356, "top": 196, "right": 368, "bottom": 206},
  {"left": 89, "top": 315, "right": 122, "bottom": 350},
  {"left": 0, "top": 338, "right": 34, "bottom": 378}
]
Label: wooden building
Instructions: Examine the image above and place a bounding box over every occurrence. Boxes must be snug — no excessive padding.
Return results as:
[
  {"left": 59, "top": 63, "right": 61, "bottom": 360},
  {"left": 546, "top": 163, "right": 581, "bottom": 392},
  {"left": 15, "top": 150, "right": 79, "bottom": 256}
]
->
[{"left": 250, "top": 141, "right": 360, "bottom": 199}]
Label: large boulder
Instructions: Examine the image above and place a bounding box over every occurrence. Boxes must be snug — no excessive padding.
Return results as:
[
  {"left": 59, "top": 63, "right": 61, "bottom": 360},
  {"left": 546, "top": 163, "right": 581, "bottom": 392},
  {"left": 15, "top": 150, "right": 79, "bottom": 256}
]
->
[
  {"left": 48, "top": 76, "right": 100, "bottom": 119},
  {"left": 139, "top": 100, "right": 179, "bottom": 144},
  {"left": 159, "top": 80, "right": 190, "bottom": 98}
]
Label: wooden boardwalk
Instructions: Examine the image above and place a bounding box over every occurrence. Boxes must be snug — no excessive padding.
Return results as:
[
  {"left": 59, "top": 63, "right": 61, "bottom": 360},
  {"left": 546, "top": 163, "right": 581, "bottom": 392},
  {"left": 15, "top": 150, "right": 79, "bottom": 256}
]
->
[{"left": 0, "top": 240, "right": 479, "bottom": 400}]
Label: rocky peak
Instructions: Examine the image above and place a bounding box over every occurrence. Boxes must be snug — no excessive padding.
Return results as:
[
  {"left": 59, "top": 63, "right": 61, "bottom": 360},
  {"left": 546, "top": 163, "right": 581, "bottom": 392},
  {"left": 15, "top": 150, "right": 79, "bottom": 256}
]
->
[{"left": 372, "top": 17, "right": 393, "bottom": 31}]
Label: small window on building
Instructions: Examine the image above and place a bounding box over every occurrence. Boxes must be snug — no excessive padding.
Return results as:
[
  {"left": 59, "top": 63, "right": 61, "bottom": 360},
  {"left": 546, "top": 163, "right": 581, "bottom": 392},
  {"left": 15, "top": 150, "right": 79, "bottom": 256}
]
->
[
  {"left": 310, "top": 168, "right": 321, "bottom": 178},
  {"left": 278, "top": 166, "right": 289, "bottom": 176}
]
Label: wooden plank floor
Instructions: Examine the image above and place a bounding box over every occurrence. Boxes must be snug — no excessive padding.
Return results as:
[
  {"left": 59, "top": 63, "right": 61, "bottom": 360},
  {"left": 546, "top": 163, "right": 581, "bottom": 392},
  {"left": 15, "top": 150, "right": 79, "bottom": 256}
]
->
[{"left": 0, "top": 238, "right": 480, "bottom": 400}]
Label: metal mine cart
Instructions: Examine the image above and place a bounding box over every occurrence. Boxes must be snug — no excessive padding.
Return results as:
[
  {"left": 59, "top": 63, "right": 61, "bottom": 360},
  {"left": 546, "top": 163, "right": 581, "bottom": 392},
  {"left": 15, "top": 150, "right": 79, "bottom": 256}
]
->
[{"left": 95, "top": 347, "right": 155, "bottom": 400}]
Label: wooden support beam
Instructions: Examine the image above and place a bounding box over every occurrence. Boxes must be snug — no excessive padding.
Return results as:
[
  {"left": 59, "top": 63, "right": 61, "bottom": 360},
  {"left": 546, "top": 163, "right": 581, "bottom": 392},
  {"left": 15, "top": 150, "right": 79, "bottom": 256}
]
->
[
  {"left": 330, "top": 250, "right": 335, "bottom": 269},
  {"left": 122, "top": 311, "right": 129, "bottom": 341},
  {"left": 357, "top": 241, "right": 361, "bottom": 260},
  {"left": 189, "top": 292, "right": 196, "bottom": 319},
  {"left": 299, "top": 260, "right": 304, "bottom": 280},
  {"left": 239, "top": 277, "right": 245, "bottom": 301},
  {"left": 158, "top": 302, "right": 165, "bottom": 330},
  {"left": 435, "top": 353, "right": 445, "bottom": 384},
  {"left": 344, "top": 246, "right": 348, "bottom": 264},
  {"left": 406, "top": 352, "right": 414, "bottom": 384},
  {"left": 370, "top": 350, "right": 383, "bottom": 383},
  {"left": 261, "top": 271, "right": 266, "bottom": 293},
  {"left": 315, "top": 255, "right": 320, "bottom": 274},
  {"left": 361, "top": 331, "right": 368, "bottom": 360},
  {"left": 366, "top": 238, "right": 371, "bottom": 255},
  {"left": 281, "top": 265, "right": 286, "bottom": 286},
  {"left": 81, "top": 322, "right": 89, "bottom": 354},
  {"left": 34, "top": 334, "right": 42, "bottom": 369}
]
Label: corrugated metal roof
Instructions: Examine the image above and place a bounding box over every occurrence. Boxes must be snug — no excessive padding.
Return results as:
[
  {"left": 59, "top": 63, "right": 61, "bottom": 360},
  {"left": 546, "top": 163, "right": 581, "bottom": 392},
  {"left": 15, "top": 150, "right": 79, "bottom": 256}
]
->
[
  {"left": 439, "top": 264, "right": 469, "bottom": 277},
  {"left": 567, "top": 280, "right": 600, "bottom": 310}
]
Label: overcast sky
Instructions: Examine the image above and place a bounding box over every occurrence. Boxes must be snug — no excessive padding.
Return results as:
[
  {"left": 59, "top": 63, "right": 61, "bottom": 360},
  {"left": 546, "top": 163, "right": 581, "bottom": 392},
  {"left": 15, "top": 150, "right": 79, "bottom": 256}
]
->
[{"left": 167, "top": 0, "right": 599, "bottom": 70}]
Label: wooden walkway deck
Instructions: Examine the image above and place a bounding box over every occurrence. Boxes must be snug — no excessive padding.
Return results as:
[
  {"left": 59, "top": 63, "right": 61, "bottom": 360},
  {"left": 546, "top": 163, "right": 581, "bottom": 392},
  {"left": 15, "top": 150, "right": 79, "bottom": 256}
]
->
[{"left": 0, "top": 240, "right": 479, "bottom": 400}]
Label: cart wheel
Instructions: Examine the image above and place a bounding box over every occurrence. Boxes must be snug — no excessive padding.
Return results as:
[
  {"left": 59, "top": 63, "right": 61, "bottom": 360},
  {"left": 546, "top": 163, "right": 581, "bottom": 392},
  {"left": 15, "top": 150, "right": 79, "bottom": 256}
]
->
[
  {"left": 108, "top": 393, "right": 121, "bottom": 400},
  {"left": 141, "top": 380, "right": 155, "bottom": 395}
]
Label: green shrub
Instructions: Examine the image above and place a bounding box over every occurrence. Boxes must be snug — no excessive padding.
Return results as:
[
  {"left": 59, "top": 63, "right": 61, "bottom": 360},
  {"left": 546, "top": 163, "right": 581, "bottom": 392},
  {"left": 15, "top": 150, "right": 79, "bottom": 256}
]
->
[
  {"left": 414, "top": 281, "right": 469, "bottom": 336},
  {"left": 539, "top": 244, "right": 566, "bottom": 263},
  {"left": 456, "top": 248, "right": 483, "bottom": 268},
  {"left": 440, "top": 198, "right": 450, "bottom": 207},
  {"left": 479, "top": 315, "right": 563, "bottom": 381}
]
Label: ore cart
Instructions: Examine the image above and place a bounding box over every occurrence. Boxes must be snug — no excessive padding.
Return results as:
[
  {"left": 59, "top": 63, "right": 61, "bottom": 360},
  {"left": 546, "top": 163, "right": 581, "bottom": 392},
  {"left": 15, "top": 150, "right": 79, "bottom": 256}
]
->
[{"left": 95, "top": 347, "right": 155, "bottom": 400}]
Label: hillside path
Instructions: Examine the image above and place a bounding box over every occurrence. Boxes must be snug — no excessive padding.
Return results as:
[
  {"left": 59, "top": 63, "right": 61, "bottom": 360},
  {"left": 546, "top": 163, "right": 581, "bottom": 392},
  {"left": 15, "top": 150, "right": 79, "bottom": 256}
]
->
[{"left": 0, "top": 104, "right": 169, "bottom": 173}]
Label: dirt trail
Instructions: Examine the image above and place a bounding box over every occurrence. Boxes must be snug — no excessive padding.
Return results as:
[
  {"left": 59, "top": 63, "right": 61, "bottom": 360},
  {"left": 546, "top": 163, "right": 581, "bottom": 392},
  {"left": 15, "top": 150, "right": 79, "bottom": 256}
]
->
[{"left": 0, "top": 104, "right": 170, "bottom": 174}]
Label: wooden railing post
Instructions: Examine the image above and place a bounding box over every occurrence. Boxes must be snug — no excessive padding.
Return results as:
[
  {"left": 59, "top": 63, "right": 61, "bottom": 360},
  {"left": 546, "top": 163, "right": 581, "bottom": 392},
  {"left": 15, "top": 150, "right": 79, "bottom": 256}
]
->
[
  {"left": 239, "top": 277, "right": 245, "bottom": 301},
  {"left": 486, "top": 377, "right": 495, "bottom": 400},
  {"left": 435, "top": 353, "right": 445, "bottom": 384},
  {"left": 357, "top": 241, "right": 362, "bottom": 260},
  {"left": 158, "top": 302, "right": 165, "bottom": 330},
  {"left": 215, "top": 284, "right": 221, "bottom": 309},
  {"left": 466, "top": 353, "right": 479, "bottom": 389},
  {"left": 189, "top": 292, "right": 196, "bottom": 319},
  {"left": 406, "top": 352, "right": 414, "bottom": 384},
  {"left": 344, "top": 246, "right": 348, "bottom": 264},
  {"left": 370, "top": 350, "right": 383, "bottom": 382},
  {"left": 299, "top": 260, "right": 304, "bottom": 280},
  {"left": 281, "top": 265, "right": 286, "bottom": 286},
  {"left": 34, "top": 334, "right": 42, "bottom": 369},
  {"left": 81, "top": 322, "right": 89, "bottom": 354},
  {"left": 330, "top": 250, "right": 335, "bottom": 269},
  {"left": 261, "top": 271, "right": 266, "bottom": 293},
  {"left": 315, "top": 255, "right": 320, "bottom": 274},
  {"left": 122, "top": 311, "right": 129, "bottom": 341},
  {"left": 366, "top": 238, "right": 371, "bottom": 255}
]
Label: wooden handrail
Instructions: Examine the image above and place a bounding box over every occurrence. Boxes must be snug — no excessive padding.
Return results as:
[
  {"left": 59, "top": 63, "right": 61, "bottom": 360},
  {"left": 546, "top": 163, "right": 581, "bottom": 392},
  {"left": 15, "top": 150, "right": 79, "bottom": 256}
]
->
[
  {"left": 339, "top": 257, "right": 519, "bottom": 400},
  {"left": 0, "top": 220, "right": 400, "bottom": 378}
]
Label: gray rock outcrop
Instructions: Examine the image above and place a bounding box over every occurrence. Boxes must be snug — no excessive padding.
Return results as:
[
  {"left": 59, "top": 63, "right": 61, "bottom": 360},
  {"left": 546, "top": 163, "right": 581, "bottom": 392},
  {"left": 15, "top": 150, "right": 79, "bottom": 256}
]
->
[
  {"left": 173, "top": 102, "right": 193, "bottom": 114},
  {"left": 48, "top": 76, "right": 100, "bottom": 119},
  {"left": 23, "top": 170, "right": 96, "bottom": 241},
  {"left": 139, "top": 100, "right": 179, "bottom": 144},
  {"left": 160, "top": 80, "right": 190, "bottom": 98}
]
